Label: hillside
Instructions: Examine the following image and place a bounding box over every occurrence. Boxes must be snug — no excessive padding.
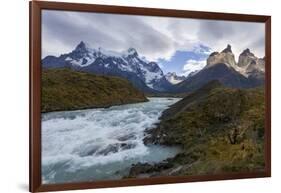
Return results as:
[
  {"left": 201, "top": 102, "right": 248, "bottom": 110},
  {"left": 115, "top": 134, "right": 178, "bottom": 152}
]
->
[
  {"left": 128, "top": 81, "right": 265, "bottom": 177},
  {"left": 174, "top": 63, "right": 256, "bottom": 93},
  {"left": 42, "top": 68, "right": 148, "bottom": 112}
]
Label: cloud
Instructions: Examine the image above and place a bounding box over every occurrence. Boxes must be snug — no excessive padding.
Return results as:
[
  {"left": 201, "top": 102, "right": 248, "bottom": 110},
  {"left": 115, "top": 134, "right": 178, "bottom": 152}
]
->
[
  {"left": 197, "top": 20, "right": 265, "bottom": 58},
  {"left": 42, "top": 10, "right": 175, "bottom": 61},
  {"left": 182, "top": 59, "right": 206, "bottom": 76},
  {"left": 42, "top": 10, "right": 265, "bottom": 67}
]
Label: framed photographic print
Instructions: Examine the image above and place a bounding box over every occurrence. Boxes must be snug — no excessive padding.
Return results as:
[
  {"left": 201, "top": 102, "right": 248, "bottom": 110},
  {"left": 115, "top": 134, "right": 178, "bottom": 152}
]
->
[{"left": 30, "top": 1, "right": 271, "bottom": 192}]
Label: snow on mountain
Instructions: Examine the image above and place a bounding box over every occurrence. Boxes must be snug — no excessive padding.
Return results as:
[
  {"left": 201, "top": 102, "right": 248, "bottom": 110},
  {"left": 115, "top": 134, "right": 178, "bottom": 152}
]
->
[
  {"left": 165, "top": 72, "right": 186, "bottom": 84},
  {"left": 42, "top": 41, "right": 171, "bottom": 92}
]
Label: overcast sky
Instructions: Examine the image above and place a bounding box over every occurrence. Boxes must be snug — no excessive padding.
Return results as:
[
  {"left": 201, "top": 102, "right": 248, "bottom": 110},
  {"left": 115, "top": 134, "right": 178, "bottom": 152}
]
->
[{"left": 42, "top": 10, "right": 265, "bottom": 76}]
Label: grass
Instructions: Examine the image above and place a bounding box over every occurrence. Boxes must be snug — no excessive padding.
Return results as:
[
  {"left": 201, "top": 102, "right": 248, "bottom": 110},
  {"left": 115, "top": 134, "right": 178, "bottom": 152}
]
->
[
  {"left": 41, "top": 68, "right": 148, "bottom": 112},
  {"left": 145, "top": 82, "right": 265, "bottom": 175}
]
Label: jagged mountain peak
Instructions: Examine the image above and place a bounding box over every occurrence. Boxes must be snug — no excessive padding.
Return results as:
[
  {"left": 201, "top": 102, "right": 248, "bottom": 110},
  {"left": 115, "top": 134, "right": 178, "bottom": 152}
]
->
[
  {"left": 68, "top": 41, "right": 94, "bottom": 62},
  {"left": 238, "top": 48, "right": 265, "bottom": 77},
  {"left": 127, "top": 47, "right": 138, "bottom": 56},
  {"left": 206, "top": 44, "right": 236, "bottom": 69},
  {"left": 77, "top": 40, "right": 86, "bottom": 47},
  {"left": 74, "top": 41, "right": 91, "bottom": 52},
  {"left": 240, "top": 48, "right": 255, "bottom": 57},
  {"left": 222, "top": 44, "right": 233, "bottom": 53},
  {"left": 238, "top": 48, "right": 263, "bottom": 69}
]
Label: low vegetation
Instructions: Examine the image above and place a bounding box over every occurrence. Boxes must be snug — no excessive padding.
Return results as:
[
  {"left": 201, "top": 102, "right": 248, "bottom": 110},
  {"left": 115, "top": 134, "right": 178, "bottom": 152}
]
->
[
  {"left": 42, "top": 68, "right": 148, "bottom": 112},
  {"left": 128, "top": 80, "right": 265, "bottom": 177}
]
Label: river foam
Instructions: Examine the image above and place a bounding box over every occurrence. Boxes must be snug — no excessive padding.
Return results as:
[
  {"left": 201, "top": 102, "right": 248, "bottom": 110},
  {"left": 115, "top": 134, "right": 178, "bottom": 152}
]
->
[{"left": 42, "top": 97, "right": 181, "bottom": 184}]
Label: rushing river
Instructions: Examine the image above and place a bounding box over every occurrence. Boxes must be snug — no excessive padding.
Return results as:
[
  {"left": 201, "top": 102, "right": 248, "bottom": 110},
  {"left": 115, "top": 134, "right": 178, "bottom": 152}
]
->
[{"left": 42, "top": 97, "right": 181, "bottom": 184}]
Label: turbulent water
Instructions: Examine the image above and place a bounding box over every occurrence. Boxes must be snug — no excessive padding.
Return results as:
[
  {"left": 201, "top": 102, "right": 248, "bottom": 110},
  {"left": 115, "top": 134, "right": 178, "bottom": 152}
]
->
[{"left": 42, "top": 97, "right": 181, "bottom": 184}]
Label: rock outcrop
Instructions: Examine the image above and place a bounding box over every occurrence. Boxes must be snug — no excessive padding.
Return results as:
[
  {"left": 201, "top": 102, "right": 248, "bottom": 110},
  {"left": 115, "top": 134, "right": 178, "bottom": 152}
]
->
[{"left": 206, "top": 44, "right": 237, "bottom": 69}]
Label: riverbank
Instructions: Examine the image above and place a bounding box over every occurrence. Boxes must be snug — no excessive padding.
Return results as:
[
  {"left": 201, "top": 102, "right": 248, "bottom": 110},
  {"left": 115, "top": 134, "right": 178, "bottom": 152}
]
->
[{"left": 127, "top": 81, "right": 265, "bottom": 178}]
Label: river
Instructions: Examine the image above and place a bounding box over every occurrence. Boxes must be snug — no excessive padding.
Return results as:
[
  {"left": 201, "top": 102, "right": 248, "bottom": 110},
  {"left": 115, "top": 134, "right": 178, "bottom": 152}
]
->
[{"left": 42, "top": 97, "right": 181, "bottom": 184}]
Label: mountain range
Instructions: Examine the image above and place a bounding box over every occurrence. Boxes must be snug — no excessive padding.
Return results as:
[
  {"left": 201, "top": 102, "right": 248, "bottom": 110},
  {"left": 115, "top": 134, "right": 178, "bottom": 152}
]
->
[
  {"left": 42, "top": 42, "right": 265, "bottom": 93},
  {"left": 173, "top": 44, "right": 265, "bottom": 93},
  {"left": 42, "top": 41, "right": 172, "bottom": 92}
]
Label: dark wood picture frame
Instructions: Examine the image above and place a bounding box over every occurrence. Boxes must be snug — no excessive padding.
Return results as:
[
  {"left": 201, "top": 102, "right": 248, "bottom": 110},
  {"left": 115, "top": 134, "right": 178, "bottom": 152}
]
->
[{"left": 30, "top": 1, "right": 271, "bottom": 192}]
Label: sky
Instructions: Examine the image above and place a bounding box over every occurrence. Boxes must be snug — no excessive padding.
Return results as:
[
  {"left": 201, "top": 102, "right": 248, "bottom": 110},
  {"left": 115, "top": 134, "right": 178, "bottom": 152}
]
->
[{"left": 42, "top": 10, "right": 265, "bottom": 76}]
